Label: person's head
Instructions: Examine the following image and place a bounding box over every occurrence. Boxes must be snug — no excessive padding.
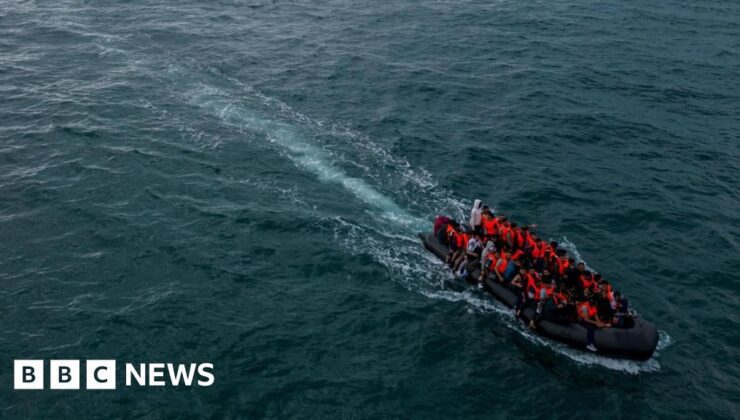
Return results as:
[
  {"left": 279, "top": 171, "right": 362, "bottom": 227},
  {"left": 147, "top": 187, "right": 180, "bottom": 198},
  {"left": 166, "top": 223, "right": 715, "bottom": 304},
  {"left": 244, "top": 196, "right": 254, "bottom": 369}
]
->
[
  {"left": 543, "top": 268, "right": 551, "bottom": 277},
  {"left": 482, "top": 205, "right": 489, "bottom": 212},
  {"left": 522, "top": 226, "right": 529, "bottom": 232},
  {"left": 600, "top": 287, "right": 609, "bottom": 297},
  {"left": 519, "top": 267, "right": 527, "bottom": 275},
  {"left": 511, "top": 222, "right": 518, "bottom": 229},
  {"left": 550, "top": 241, "right": 558, "bottom": 249},
  {"left": 594, "top": 273, "right": 602, "bottom": 282},
  {"left": 577, "top": 262, "right": 586, "bottom": 272},
  {"left": 515, "top": 259, "right": 522, "bottom": 266},
  {"left": 568, "top": 258, "right": 575, "bottom": 265},
  {"left": 531, "top": 233, "right": 539, "bottom": 241}
]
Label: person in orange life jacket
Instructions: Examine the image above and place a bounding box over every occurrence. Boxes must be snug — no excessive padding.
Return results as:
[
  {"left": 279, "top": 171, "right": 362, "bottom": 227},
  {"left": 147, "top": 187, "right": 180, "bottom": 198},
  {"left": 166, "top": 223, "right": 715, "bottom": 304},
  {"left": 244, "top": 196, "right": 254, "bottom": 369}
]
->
[
  {"left": 555, "top": 253, "right": 571, "bottom": 279},
  {"left": 593, "top": 280, "right": 615, "bottom": 326},
  {"left": 578, "top": 291, "right": 608, "bottom": 352},
  {"left": 509, "top": 247, "right": 525, "bottom": 263},
  {"left": 481, "top": 209, "right": 499, "bottom": 239},
  {"left": 445, "top": 223, "right": 461, "bottom": 265},
  {"left": 453, "top": 234, "right": 482, "bottom": 273},
  {"left": 544, "top": 241, "right": 559, "bottom": 273},
  {"left": 529, "top": 277, "right": 556, "bottom": 329},
  {"left": 578, "top": 263, "right": 595, "bottom": 289},
  {"left": 478, "top": 248, "right": 499, "bottom": 282},
  {"left": 531, "top": 280, "right": 565, "bottom": 329},
  {"left": 522, "top": 228, "right": 537, "bottom": 256},
  {"left": 474, "top": 240, "right": 496, "bottom": 288},
  {"left": 515, "top": 268, "right": 541, "bottom": 317},
  {"left": 493, "top": 250, "right": 512, "bottom": 284},
  {"left": 448, "top": 226, "right": 470, "bottom": 268},
  {"left": 508, "top": 223, "right": 523, "bottom": 251},
  {"left": 531, "top": 238, "right": 547, "bottom": 271}
]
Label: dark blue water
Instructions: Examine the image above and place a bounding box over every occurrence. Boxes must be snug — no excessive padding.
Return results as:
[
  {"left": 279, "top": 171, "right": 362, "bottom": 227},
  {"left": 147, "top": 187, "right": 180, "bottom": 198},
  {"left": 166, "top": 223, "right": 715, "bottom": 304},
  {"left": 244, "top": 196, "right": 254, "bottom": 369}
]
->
[{"left": 1, "top": 0, "right": 739, "bottom": 418}]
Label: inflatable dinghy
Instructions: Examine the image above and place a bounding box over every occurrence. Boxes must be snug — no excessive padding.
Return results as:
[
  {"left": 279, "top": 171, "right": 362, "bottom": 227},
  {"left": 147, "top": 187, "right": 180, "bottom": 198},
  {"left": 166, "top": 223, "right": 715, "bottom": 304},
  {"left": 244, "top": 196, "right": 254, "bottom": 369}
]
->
[{"left": 419, "top": 232, "right": 659, "bottom": 361}]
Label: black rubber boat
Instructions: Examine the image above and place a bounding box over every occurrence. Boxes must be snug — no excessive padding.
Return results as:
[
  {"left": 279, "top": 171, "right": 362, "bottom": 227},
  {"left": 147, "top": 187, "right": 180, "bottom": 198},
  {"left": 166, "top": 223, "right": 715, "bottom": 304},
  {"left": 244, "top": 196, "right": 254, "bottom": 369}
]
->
[{"left": 419, "top": 232, "right": 659, "bottom": 361}]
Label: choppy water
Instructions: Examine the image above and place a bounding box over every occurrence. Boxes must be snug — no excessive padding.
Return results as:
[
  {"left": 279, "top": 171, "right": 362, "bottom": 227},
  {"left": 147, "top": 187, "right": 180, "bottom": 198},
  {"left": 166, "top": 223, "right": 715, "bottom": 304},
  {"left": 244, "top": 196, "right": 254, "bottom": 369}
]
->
[{"left": 1, "top": 0, "right": 739, "bottom": 418}]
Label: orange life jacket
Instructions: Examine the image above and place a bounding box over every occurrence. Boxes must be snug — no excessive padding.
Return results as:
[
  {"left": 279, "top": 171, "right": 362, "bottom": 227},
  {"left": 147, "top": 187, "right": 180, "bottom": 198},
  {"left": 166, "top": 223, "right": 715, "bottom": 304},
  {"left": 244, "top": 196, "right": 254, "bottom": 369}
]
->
[
  {"left": 580, "top": 272, "right": 595, "bottom": 290},
  {"left": 532, "top": 241, "right": 546, "bottom": 259},
  {"left": 525, "top": 272, "right": 540, "bottom": 299},
  {"left": 557, "top": 258, "right": 570, "bottom": 276},
  {"left": 512, "top": 229, "right": 524, "bottom": 248},
  {"left": 499, "top": 224, "right": 510, "bottom": 243},
  {"left": 524, "top": 234, "right": 537, "bottom": 253},
  {"left": 510, "top": 249, "right": 524, "bottom": 261},
  {"left": 578, "top": 302, "right": 597, "bottom": 320},
  {"left": 457, "top": 232, "right": 469, "bottom": 249},
  {"left": 495, "top": 255, "right": 509, "bottom": 274},
  {"left": 482, "top": 216, "right": 495, "bottom": 235},
  {"left": 553, "top": 291, "right": 567, "bottom": 305}
]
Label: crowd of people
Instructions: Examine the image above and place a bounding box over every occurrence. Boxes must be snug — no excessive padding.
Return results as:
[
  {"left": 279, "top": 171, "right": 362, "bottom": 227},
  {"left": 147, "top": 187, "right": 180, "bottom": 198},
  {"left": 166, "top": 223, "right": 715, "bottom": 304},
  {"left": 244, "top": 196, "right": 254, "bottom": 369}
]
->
[{"left": 433, "top": 200, "right": 635, "bottom": 352}]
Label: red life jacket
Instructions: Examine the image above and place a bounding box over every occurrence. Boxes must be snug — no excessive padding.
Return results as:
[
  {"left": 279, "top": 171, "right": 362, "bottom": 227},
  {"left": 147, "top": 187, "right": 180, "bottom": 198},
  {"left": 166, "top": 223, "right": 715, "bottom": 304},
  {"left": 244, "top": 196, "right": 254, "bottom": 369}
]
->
[
  {"left": 578, "top": 301, "right": 597, "bottom": 320},
  {"left": 525, "top": 234, "right": 537, "bottom": 254},
  {"left": 557, "top": 258, "right": 570, "bottom": 276},
  {"left": 580, "top": 272, "right": 595, "bottom": 290},
  {"left": 512, "top": 229, "right": 524, "bottom": 248},
  {"left": 457, "top": 232, "right": 469, "bottom": 249},
  {"left": 499, "top": 224, "right": 510, "bottom": 243},
  {"left": 532, "top": 241, "right": 546, "bottom": 259},
  {"left": 525, "top": 272, "right": 541, "bottom": 299},
  {"left": 496, "top": 255, "right": 509, "bottom": 274},
  {"left": 511, "top": 250, "right": 524, "bottom": 261},
  {"left": 482, "top": 216, "right": 497, "bottom": 236},
  {"left": 553, "top": 291, "right": 567, "bottom": 305}
]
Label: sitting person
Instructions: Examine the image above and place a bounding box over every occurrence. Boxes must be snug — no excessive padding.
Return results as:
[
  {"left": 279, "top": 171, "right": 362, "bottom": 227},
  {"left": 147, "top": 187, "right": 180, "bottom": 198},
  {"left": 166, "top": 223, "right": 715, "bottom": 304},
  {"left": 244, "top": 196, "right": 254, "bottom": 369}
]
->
[
  {"left": 453, "top": 234, "right": 481, "bottom": 274},
  {"left": 515, "top": 268, "right": 541, "bottom": 317},
  {"left": 594, "top": 284, "right": 614, "bottom": 328},
  {"left": 478, "top": 249, "right": 498, "bottom": 282},
  {"left": 493, "top": 250, "right": 511, "bottom": 284},
  {"left": 445, "top": 223, "right": 461, "bottom": 265},
  {"left": 577, "top": 292, "right": 609, "bottom": 352},
  {"left": 612, "top": 291, "right": 634, "bottom": 328},
  {"left": 530, "top": 279, "right": 555, "bottom": 329}
]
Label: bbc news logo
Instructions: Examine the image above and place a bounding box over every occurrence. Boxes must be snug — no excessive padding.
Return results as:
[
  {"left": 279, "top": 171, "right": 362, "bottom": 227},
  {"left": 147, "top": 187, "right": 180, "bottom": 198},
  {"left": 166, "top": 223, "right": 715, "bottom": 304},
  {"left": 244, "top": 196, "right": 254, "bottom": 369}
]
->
[{"left": 14, "top": 360, "right": 214, "bottom": 390}]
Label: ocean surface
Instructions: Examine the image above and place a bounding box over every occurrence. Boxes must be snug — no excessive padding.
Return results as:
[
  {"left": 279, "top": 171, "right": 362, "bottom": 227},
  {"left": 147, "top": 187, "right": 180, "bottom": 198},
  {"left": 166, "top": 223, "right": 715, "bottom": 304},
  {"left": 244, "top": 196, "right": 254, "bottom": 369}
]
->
[{"left": 1, "top": 0, "right": 739, "bottom": 418}]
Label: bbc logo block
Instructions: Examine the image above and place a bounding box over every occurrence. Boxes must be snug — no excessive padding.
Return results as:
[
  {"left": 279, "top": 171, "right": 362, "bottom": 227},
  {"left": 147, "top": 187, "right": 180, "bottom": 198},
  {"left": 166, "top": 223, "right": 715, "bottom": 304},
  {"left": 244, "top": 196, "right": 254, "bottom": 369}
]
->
[
  {"left": 14, "top": 360, "right": 116, "bottom": 390},
  {"left": 14, "top": 360, "right": 44, "bottom": 390},
  {"left": 13, "top": 360, "right": 214, "bottom": 390}
]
